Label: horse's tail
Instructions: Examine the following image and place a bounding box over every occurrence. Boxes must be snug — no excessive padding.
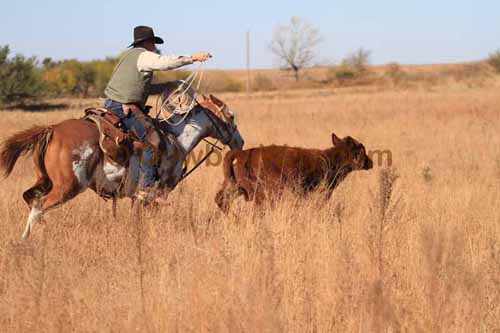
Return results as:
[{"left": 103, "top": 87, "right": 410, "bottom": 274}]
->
[
  {"left": 223, "top": 149, "right": 240, "bottom": 183},
  {"left": 0, "top": 126, "right": 53, "bottom": 178}
]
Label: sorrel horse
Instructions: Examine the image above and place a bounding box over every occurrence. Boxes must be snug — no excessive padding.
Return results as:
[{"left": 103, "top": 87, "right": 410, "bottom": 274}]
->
[{"left": 0, "top": 101, "right": 244, "bottom": 239}]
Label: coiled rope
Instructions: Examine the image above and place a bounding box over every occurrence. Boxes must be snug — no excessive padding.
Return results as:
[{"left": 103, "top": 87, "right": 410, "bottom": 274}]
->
[{"left": 155, "top": 62, "right": 206, "bottom": 126}]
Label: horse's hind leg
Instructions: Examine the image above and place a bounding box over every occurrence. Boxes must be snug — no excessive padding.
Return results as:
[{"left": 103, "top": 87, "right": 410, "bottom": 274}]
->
[
  {"left": 22, "top": 177, "right": 51, "bottom": 208},
  {"left": 21, "top": 163, "right": 52, "bottom": 238},
  {"left": 22, "top": 182, "right": 80, "bottom": 239},
  {"left": 21, "top": 139, "right": 88, "bottom": 239},
  {"left": 22, "top": 203, "right": 44, "bottom": 239}
]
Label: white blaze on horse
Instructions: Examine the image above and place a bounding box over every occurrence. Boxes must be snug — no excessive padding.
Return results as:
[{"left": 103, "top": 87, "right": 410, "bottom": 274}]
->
[{"left": 0, "top": 92, "right": 244, "bottom": 239}]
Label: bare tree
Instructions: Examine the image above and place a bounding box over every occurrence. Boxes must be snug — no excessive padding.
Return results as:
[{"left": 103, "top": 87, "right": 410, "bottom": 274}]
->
[
  {"left": 343, "top": 47, "right": 371, "bottom": 72},
  {"left": 270, "top": 17, "right": 321, "bottom": 81}
]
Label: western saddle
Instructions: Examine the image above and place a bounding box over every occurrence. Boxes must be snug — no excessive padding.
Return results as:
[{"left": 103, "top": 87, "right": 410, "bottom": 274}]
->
[{"left": 83, "top": 108, "right": 135, "bottom": 165}]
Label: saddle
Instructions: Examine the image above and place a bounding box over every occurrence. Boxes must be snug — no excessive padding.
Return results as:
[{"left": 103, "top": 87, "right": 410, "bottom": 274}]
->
[{"left": 83, "top": 108, "right": 135, "bottom": 165}]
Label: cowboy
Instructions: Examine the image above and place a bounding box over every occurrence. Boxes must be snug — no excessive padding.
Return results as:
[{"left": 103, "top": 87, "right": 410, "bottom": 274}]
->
[{"left": 104, "top": 25, "right": 210, "bottom": 203}]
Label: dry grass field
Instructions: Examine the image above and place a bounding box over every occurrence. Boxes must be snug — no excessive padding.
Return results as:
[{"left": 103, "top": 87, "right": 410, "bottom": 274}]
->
[{"left": 1, "top": 81, "right": 500, "bottom": 332}]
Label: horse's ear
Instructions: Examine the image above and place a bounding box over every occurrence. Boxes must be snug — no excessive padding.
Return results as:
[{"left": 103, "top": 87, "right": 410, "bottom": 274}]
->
[
  {"left": 331, "top": 132, "right": 342, "bottom": 146},
  {"left": 209, "top": 94, "right": 223, "bottom": 106}
]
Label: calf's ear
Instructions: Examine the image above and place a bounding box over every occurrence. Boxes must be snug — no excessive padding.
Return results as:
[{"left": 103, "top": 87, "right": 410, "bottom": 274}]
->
[{"left": 331, "top": 132, "right": 342, "bottom": 146}]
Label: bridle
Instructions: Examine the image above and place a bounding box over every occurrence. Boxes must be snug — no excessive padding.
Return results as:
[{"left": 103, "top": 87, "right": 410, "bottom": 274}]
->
[
  {"left": 202, "top": 106, "right": 237, "bottom": 146},
  {"left": 177, "top": 106, "right": 236, "bottom": 183}
]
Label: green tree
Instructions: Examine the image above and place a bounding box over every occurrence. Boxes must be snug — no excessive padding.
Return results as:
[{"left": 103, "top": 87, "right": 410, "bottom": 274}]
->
[
  {"left": 59, "top": 60, "right": 96, "bottom": 97},
  {"left": 41, "top": 57, "right": 117, "bottom": 98},
  {"left": 76, "top": 62, "right": 96, "bottom": 98},
  {"left": 42, "top": 57, "right": 57, "bottom": 69},
  {"left": 90, "top": 57, "right": 117, "bottom": 97},
  {"left": 0, "top": 45, "right": 45, "bottom": 106}
]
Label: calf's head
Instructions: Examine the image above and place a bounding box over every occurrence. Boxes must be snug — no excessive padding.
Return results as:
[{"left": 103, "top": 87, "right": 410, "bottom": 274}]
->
[{"left": 331, "top": 132, "right": 373, "bottom": 170}]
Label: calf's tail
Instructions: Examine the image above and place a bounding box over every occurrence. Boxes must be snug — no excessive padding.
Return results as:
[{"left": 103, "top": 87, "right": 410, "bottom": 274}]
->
[{"left": 223, "top": 149, "right": 240, "bottom": 183}]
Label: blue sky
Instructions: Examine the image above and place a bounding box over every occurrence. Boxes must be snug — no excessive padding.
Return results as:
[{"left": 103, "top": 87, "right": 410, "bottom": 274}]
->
[{"left": 1, "top": 0, "right": 499, "bottom": 69}]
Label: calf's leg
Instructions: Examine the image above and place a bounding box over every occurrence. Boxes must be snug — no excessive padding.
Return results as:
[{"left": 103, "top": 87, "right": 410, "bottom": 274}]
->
[{"left": 215, "top": 181, "right": 241, "bottom": 214}]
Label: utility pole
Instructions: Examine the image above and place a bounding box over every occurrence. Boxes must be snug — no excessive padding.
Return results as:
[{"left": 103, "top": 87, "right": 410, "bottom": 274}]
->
[{"left": 246, "top": 30, "right": 251, "bottom": 93}]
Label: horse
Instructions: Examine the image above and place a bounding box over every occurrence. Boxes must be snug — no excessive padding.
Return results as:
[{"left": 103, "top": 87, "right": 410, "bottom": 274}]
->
[{"left": 0, "top": 101, "right": 244, "bottom": 239}]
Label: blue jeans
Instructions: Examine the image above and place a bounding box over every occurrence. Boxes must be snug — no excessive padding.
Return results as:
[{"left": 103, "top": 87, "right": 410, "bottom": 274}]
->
[{"left": 104, "top": 99, "right": 156, "bottom": 188}]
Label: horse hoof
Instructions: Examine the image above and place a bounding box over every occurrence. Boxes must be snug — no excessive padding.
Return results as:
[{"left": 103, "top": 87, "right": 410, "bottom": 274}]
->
[
  {"left": 154, "top": 197, "right": 169, "bottom": 205},
  {"left": 21, "top": 230, "right": 30, "bottom": 240}
]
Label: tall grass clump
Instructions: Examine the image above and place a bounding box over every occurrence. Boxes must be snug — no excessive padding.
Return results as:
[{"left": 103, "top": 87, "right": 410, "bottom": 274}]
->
[
  {"left": 253, "top": 74, "right": 277, "bottom": 92},
  {"left": 487, "top": 50, "right": 500, "bottom": 73},
  {"left": 331, "top": 48, "right": 373, "bottom": 86}
]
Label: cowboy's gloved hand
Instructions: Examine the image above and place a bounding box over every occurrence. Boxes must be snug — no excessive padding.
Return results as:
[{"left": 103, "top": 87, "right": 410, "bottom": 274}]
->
[{"left": 191, "top": 52, "right": 211, "bottom": 62}]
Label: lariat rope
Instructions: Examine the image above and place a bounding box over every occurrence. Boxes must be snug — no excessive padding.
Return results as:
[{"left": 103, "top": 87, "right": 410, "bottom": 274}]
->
[
  {"left": 155, "top": 61, "right": 205, "bottom": 126},
  {"left": 153, "top": 60, "right": 226, "bottom": 182}
]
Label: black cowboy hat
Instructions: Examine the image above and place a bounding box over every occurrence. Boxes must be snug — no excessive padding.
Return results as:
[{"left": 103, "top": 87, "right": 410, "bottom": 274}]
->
[{"left": 128, "top": 25, "right": 164, "bottom": 47}]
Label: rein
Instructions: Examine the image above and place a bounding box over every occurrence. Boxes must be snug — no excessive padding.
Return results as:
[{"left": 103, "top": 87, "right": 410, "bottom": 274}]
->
[
  {"left": 178, "top": 107, "right": 231, "bottom": 183},
  {"left": 178, "top": 138, "right": 223, "bottom": 183}
]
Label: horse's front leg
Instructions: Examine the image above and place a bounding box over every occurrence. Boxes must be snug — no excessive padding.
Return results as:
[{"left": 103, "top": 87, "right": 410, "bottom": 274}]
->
[
  {"left": 154, "top": 157, "right": 183, "bottom": 206},
  {"left": 112, "top": 197, "right": 117, "bottom": 218}
]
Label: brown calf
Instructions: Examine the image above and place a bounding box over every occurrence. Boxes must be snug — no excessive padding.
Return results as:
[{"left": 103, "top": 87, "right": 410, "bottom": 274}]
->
[{"left": 215, "top": 132, "right": 373, "bottom": 212}]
